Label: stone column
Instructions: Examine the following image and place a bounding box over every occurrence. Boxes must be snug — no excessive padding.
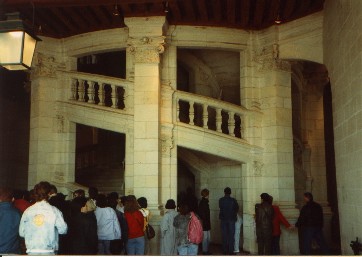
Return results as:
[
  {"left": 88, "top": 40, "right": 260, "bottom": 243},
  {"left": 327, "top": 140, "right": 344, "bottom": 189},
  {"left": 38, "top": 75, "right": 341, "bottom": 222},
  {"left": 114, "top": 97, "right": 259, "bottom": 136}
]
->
[
  {"left": 253, "top": 44, "right": 299, "bottom": 254},
  {"left": 124, "top": 16, "right": 165, "bottom": 208}
]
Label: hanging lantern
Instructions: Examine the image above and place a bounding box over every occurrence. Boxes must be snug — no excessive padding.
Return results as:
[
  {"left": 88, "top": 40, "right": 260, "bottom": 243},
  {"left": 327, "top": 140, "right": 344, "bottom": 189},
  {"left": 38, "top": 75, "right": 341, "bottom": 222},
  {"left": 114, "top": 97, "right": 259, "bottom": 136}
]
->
[{"left": 0, "top": 12, "right": 41, "bottom": 70}]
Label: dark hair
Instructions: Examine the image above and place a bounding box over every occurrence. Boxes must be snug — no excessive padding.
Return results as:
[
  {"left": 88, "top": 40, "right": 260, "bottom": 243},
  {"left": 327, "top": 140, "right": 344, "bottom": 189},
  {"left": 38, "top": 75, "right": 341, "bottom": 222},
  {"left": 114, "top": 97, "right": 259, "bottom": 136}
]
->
[
  {"left": 201, "top": 188, "right": 209, "bottom": 197},
  {"left": 304, "top": 192, "right": 314, "bottom": 202},
  {"left": 178, "top": 202, "right": 190, "bottom": 215},
  {"left": 120, "top": 196, "right": 127, "bottom": 205},
  {"left": 88, "top": 187, "right": 98, "bottom": 200},
  {"left": 0, "top": 188, "right": 14, "bottom": 202},
  {"left": 165, "top": 199, "right": 176, "bottom": 209},
  {"left": 34, "top": 181, "right": 51, "bottom": 201},
  {"left": 108, "top": 192, "right": 119, "bottom": 200},
  {"left": 96, "top": 194, "right": 108, "bottom": 208},
  {"left": 137, "top": 197, "right": 148, "bottom": 208},
  {"left": 124, "top": 195, "right": 140, "bottom": 212},
  {"left": 49, "top": 184, "right": 57, "bottom": 194},
  {"left": 71, "top": 196, "right": 88, "bottom": 215},
  {"left": 224, "top": 187, "right": 231, "bottom": 195},
  {"left": 13, "top": 189, "right": 25, "bottom": 200},
  {"left": 73, "top": 189, "right": 85, "bottom": 198}
]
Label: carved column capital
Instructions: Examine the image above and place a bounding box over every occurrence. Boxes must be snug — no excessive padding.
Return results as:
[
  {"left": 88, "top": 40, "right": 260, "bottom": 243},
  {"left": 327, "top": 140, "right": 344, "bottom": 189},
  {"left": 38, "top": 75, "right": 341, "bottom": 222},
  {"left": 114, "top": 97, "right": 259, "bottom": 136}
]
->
[
  {"left": 253, "top": 44, "right": 291, "bottom": 72},
  {"left": 127, "top": 36, "right": 165, "bottom": 63},
  {"left": 31, "top": 52, "right": 65, "bottom": 80}
]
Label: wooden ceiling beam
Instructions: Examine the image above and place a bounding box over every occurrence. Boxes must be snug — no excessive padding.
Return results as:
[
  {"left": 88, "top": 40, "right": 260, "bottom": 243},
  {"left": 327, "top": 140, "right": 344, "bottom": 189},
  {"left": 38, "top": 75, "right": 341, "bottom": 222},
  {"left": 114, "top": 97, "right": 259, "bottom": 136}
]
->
[
  {"left": 212, "top": 0, "right": 222, "bottom": 22},
  {"left": 168, "top": 1, "right": 181, "bottom": 21},
  {"left": 263, "top": 0, "right": 279, "bottom": 25},
  {"left": 196, "top": 0, "right": 208, "bottom": 21},
  {"left": 253, "top": 0, "right": 266, "bottom": 28},
  {"left": 65, "top": 7, "right": 89, "bottom": 29},
  {"left": 282, "top": 0, "right": 296, "bottom": 20},
  {"left": 3, "top": 0, "right": 167, "bottom": 8},
  {"left": 90, "top": 5, "right": 112, "bottom": 25},
  {"left": 183, "top": 0, "right": 196, "bottom": 21},
  {"left": 227, "top": 0, "right": 236, "bottom": 24},
  {"left": 240, "top": 0, "right": 250, "bottom": 27}
]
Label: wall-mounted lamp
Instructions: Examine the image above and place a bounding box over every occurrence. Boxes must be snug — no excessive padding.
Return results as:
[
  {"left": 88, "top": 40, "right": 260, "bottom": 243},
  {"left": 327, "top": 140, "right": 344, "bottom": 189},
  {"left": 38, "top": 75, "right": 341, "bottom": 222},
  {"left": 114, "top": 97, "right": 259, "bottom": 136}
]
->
[{"left": 0, "top": 12, "right": 41, "bottom": 70}]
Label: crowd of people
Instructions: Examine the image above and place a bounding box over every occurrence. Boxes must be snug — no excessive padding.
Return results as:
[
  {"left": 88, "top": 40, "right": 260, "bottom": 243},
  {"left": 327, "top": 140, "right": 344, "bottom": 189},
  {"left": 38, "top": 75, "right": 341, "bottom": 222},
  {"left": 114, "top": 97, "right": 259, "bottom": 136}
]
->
[{"left": 0, "top": 181, "right": 328, "bottom": 256}]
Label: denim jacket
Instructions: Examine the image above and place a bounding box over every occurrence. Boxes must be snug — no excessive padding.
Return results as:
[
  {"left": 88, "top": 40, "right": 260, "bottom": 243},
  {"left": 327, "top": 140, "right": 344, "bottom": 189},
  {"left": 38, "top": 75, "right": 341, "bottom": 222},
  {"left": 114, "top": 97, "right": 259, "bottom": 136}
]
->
[
  {"left": 19, "top": 200, "right": 67, "bottom": 254},
  {"left": 0, "top": 202, "right": 21, "bottom": 254}
]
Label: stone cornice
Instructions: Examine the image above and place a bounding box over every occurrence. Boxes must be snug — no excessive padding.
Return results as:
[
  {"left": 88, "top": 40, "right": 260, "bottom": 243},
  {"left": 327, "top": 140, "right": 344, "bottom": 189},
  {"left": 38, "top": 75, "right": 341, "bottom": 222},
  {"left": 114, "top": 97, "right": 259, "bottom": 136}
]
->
[{"left": 127, "top": 36, "right": 166, "bottom": 63}]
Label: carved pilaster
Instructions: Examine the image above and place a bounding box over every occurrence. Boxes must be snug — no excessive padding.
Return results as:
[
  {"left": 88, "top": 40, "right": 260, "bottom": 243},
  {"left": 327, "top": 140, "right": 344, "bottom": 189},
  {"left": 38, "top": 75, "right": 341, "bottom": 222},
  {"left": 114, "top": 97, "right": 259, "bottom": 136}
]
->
[
  {"left": 127, "top": 36, "right": 165, "bottom": 64},
  {"left": 253, "top": 44, "right": 291, "bottom": 72}
]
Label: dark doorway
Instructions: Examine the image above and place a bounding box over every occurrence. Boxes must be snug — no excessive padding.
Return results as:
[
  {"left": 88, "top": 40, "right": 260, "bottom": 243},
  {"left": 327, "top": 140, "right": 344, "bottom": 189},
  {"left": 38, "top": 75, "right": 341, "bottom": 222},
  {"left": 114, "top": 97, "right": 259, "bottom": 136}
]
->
[{"left": 75, "top": 124, "right": 125, "bottom": 194}]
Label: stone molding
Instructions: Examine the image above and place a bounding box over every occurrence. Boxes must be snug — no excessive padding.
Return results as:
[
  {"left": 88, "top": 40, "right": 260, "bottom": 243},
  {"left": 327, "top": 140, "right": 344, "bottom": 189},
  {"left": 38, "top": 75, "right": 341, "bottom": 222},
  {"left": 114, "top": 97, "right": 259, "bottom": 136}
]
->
[
  {"left": 253, "top": 44, "right": 291, "bottom": 72},
  {"left": 127, "top": 36, "right": 165, "bottom": 63}
]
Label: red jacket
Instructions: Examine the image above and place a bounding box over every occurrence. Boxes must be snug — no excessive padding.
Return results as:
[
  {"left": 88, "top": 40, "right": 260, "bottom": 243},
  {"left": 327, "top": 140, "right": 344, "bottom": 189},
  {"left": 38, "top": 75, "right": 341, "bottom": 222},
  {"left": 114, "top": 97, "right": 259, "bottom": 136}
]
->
[
  {"left": 13, "top": 199, "right": 31, "bottom": 213},
  {"left": 272, "top": 205, "right": 291, "bottom": 236},
  {"left": 125, "top": 210, "right": 145, "bottom": 239}
]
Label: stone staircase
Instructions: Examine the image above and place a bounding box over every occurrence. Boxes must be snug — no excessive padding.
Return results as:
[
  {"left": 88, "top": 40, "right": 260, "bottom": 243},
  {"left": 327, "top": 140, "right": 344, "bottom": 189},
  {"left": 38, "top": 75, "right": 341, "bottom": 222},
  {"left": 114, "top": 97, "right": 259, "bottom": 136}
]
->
[{"left": 76, "top": 166, "right": 125, "bottom": 195}]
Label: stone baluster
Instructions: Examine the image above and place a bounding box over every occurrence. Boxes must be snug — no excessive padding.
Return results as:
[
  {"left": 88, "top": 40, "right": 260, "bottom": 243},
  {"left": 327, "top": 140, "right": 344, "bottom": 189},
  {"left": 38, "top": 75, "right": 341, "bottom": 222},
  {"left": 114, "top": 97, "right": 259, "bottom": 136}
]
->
[
  {"left": 78, "top": 79, "right": 86, "bottom": 102},
  {"left": 123, "top": 87, "right": 129, "bottom": 110},
  {"left": 239, "top": 114, "right": 244, "bottom": 139},
  {"left": 99, "top": 83, "right": 106, "bottom": 106},
  {"left": 70, "top": 78, "right": 77, "bottom": 100},
  {"left": 88, "top": 81, "right": 96, "bottom": 104},
  {"left": 228, "top": 111, "right": 235, "bottom": 137},
  {"left": 203, "top": 103, "right": 208, "bottom": 129},
  {"left": 189, "top": 101, "right": 195, "bottom": 125},
  {"left": 216, "top": 108, "right": 222, "bottom": 132},
  {"left": 177, "top": 99, "right": 180, "bottom": 122},
  {"left": 111, "top": 85, "right": 118, "bottom": 108}
]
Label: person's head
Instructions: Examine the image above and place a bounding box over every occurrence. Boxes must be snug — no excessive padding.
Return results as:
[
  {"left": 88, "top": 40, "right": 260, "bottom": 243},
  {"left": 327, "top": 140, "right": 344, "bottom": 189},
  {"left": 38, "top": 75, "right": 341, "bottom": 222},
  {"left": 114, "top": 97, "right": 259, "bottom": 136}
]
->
[
  {"left": 71, "top": 196, "right": 88, "bottom": 215},
  {"left": 107, "top": 193, "right": 118, "bottom": 209},
  {"left": 120, "top": 195, "right": 127, "bottom": 206},
  {"left": 224, "top": 187, "right": 231, "bottom": 195},
  {"left": 96, "top": 194, "right": 108, "bottom": 208},
  {"left": 124, "top": 195, "right": 140, "bottom": 212},
  {"left": 34, "top": 181, "right": 51, "bottom": 202},
  {"left": 178, "top": 202, "right": 190, "bottom": 215},
  {"left": 137, "top": 197, "right": 148, "bottom": 209},
  {"left": 13, "top": 189, "right": 24, "bottom": 200},
  {"left": 165, "top": 199, "right": 176, "bottom": 210},
  {"left": 304, "top": 192, "right": 313, "bottom": 203},
  {"left": 73, "top": 189, "right": 85, "bottom": 199},
  {"left": 88, "top": 187, "right": 98, "bottom": 200},
  {"left": 201, "top": 188, "right": 209, "bottom": 198},
  {"left": 0, "top": 188, "right": 14, "bottom": 202},
  {"left": 260, "top": 193, "right": 271, "bottom": 203},
  {"left": 49, "top": 184, "right": 57, "bottom": 195},
  {"left": 108, "top": 192, "right": 119, "bottom": 200}
]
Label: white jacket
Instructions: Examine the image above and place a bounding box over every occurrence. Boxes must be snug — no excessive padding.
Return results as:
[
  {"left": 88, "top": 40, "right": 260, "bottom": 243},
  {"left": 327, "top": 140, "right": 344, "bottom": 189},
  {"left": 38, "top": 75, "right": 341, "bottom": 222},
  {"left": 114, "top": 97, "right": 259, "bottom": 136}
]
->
[{"left": 95, "top": 207, "right": 121, "bottom": 240}]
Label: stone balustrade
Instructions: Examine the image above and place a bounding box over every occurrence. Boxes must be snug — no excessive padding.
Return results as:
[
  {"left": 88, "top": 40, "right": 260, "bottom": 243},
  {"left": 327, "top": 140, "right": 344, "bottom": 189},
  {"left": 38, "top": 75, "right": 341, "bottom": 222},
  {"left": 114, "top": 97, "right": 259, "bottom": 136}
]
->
[
  {"left": 175, "top": 91, "right": 250, "bottom": 140},
  {"left": 65, "top": 71, "right": 133, "bottom": 110}
]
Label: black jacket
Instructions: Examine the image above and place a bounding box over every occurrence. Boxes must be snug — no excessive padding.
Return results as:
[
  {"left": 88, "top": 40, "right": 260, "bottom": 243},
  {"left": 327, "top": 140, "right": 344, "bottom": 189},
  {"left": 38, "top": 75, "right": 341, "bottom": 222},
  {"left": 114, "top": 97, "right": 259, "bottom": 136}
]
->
[
  {"left": 219, "top": 195, "right": 239, "bottom": 221},
  {"left": 198, "top": 197, "right": 211, "bottom": 231},
  {"left": 68, "top": 212, "right": 98, "bottom": 255},
  {"left": 296, "top": 201, "right": 324, "bottom": 229},
  {"left": 255, "top": 202, "right": 274, "bottom": 236}
]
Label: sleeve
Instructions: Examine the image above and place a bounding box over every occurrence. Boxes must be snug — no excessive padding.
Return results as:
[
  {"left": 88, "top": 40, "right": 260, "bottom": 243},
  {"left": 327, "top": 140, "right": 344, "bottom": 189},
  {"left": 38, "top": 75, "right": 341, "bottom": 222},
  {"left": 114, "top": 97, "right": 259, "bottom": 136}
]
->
[
  {"left": 113, "top": 211, "right": 121, "bottom": 239},
  {"left": 19, "top": 211, "right": 27, "bottom": 237},
  {"left": 54, "top": 207, "right": 68, "bottom": 234},
  {"left": 276, "top": 206, "right": 291, "bottom": 228}
]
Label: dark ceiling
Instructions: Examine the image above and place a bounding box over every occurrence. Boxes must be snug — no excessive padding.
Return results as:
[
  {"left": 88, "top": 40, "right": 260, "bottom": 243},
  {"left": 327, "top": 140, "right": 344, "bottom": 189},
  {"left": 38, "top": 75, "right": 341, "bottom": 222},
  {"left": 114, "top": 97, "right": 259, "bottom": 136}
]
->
[{"left": 1, "top": 0, "right": 325, "bottom": 39}]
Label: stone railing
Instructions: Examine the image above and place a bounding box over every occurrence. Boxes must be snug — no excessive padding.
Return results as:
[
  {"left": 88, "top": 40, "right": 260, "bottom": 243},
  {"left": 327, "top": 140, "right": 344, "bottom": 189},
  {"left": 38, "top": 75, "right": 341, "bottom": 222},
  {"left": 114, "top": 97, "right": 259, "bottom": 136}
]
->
[
  {"left": 64, "top": 71, "right": 133, "bottom": 111},
  {"left": 174, "top": 91, "right": 250, "bottom": 139}
]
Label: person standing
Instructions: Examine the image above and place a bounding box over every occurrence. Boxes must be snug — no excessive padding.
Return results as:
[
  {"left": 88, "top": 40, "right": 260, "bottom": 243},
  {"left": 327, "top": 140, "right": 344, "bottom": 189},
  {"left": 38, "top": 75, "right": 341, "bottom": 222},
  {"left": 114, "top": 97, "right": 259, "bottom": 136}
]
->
[
  {"left": 94, "top": 194, "right": 121, "bottom": 255},
  {"left": 295, "top": 192, "right": 328, "bottom": 255},
  {"left": 173, "top": 203, "right": 198, "bottom": 255},
  {"left": 198, "top": 188, "right": 211, "bottom": 255},
  {"left": 124, "top": 195, "right": 145, "bottom": 255},
  {"left": 138, "top": 197, "right": 151, "bottom": 255},
  {"left": 160, "top": 199, "right": 178, "bottom": 255},
  {"left": 255, "top": 193, "right": 274, "bottom": 255},
  {"left": 234, "top": 212, "right": 243, "bottom": 254},
  {"left": 19, "top": 181, "right": 68, "bottom": 255},
  {"left": 67, "top": 196, "right": 98, "bottom": 255},
  {"left": 0, "top": 188, "right": 21, "bottom": 254},
  {"left": 219, "top": 187, "right": 239, "bottom": 255}
]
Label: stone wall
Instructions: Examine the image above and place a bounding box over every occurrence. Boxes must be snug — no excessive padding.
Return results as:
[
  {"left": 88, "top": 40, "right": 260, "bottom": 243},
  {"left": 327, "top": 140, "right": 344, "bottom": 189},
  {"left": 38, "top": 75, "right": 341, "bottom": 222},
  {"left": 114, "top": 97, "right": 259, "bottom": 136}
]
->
[{"left": 324, "top": 1, "right": 362, "bottom": 254}]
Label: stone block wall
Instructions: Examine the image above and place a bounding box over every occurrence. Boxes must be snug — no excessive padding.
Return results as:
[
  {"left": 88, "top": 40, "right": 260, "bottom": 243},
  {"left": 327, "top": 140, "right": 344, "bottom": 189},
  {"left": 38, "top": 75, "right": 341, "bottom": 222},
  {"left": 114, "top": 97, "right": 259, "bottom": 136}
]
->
[{"left": 324, "top": 1, "right": 362, "bottom": 254}]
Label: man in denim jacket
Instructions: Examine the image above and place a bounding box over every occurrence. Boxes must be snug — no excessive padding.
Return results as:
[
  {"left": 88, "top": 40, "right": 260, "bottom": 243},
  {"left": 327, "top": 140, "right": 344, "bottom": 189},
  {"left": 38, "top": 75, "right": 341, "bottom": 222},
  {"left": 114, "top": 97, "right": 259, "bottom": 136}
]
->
[{"left": 19, "top": 181, "right": 67, "bottom": 255}]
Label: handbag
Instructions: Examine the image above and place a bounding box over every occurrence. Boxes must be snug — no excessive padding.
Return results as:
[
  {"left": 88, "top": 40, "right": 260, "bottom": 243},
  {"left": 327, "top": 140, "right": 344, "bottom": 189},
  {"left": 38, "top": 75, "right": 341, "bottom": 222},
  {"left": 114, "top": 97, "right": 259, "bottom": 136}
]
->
[{"left": 145, "top": 223, "right": 156, "bottom": 239}]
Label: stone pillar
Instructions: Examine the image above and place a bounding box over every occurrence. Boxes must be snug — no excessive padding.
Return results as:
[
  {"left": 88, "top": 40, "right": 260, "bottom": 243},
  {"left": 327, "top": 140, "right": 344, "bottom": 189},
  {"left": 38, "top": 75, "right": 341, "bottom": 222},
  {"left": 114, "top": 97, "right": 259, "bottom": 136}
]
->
[{"left": 253, "top": 44, "right": 299, "bottom": 254}]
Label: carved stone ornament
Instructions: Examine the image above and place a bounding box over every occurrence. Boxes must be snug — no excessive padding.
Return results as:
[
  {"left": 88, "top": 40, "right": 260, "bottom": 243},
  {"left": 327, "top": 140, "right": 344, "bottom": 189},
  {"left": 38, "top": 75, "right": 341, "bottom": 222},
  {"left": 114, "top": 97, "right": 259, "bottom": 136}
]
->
[
  {"left": 253, "top": 44, "right": 291, "bottom": 72},
  {"left": 127, "top": 36, "right": 165, "bottom": 63},
  {"left": 31, "top": 52, "right": 65, "bottom": 79},
  {"left": 161, "top": 134, "right": 174, "bottom": 157},
  {"left": 253, "top": 160, "right": 264, "bottom": 176}
]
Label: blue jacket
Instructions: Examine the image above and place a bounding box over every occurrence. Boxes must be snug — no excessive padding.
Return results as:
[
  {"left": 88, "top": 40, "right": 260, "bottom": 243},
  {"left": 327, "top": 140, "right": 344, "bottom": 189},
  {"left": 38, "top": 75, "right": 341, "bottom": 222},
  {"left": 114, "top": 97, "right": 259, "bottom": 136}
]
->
[
  {"left": 219, "top": 195, "right": 239, "bottom": 221},
  {"left": 0, "top": 202, "right": 21, "bottom": 254}
]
